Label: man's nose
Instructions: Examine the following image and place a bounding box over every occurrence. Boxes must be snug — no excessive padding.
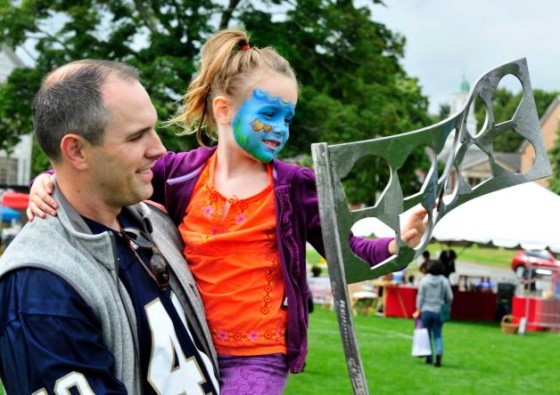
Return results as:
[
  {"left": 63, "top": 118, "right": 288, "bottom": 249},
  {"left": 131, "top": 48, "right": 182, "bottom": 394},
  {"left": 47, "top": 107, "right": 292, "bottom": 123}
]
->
[{"left": 147, "top": 130, "right": 167, "bottom": 158}]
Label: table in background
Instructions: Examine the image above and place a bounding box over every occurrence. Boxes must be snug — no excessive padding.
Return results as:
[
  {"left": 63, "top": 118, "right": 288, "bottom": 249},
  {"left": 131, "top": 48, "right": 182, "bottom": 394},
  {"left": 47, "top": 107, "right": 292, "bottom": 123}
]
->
[
  {"left": 383, "top": 285, "right": 417, "bottom": 318},
  {"left": 451, "top": 291, "right": 497, "bottom": 321},
  {"left": 512, "top": 296, "right": 560, "bottom": 331},
  {"left": 383, "top": 285, "right": 498, "bottom": 321}
]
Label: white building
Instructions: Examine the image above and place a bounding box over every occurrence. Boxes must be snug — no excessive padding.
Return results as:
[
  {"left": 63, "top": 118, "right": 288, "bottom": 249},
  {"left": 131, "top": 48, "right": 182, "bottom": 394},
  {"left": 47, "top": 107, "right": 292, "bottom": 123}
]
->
[
  {"left": 0, "top": 44, "right": 32, "bottom": 187},
  {"left": 449, "top": 76, "right": 478, "bottom": 134}
]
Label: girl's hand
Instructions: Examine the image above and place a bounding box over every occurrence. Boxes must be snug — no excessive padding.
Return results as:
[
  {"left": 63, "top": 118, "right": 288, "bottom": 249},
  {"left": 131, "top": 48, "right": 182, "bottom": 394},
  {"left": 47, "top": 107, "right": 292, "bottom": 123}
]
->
[
  {"left": 388, "top": 205, "right": 429, "bottom": 254},
  {"left": 27, "top": 173, "right": 58, "bottom": 221},
  {"left": 400, "top": 204, "right": 428, "bottom": 247},
  {"left": 412, "top": 310, "right": 420, "bottom": 319}
]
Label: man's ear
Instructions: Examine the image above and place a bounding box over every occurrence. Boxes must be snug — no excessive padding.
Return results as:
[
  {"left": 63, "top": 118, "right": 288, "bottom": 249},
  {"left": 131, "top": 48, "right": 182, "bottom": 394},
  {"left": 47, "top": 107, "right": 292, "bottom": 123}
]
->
[
  {"left": 60, "top": 134, "right": 90, "bottom": 170},
  {"left": 213, "top": 95, "right": 233, "bottom": 125}
]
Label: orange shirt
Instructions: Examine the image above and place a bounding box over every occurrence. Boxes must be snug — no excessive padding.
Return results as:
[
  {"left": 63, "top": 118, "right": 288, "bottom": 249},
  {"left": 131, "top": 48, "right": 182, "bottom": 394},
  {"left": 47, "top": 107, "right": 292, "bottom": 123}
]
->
[{"left": 178, "top": 153, "right": 287, "bottom": 356}]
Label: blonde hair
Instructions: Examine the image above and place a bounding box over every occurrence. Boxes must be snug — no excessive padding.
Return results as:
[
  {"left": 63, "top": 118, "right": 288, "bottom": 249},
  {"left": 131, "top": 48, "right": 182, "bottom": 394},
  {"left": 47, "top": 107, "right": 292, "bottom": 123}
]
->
[{"left": 172, "top": 28, "right": 297, "bottom": 146}]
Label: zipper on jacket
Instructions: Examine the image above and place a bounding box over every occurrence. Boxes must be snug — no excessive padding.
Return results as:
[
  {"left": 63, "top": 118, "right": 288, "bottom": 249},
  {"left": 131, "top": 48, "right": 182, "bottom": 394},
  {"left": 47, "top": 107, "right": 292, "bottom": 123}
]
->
[{"left": 109, "top": 232, "right": 144, "bottom": 393}]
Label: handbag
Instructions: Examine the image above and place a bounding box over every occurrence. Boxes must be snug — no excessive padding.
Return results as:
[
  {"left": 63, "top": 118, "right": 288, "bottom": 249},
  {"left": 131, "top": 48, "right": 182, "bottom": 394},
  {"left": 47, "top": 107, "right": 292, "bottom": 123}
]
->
[
  {"left": 411, "top": 320, "right": 432, "bottom": 357},
  {"left": 440, "top": 302, "right": 451, "bottom": 322},
  {"left": 440, "top": 280, "right": 451, "bottom": 322}
]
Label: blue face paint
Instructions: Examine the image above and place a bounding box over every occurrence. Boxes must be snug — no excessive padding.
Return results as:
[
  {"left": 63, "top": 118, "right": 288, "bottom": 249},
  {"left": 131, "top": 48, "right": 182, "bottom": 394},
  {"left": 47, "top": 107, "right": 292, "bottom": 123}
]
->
[{"left": 232, "top": 88, "right": 296, "bottom": 162}]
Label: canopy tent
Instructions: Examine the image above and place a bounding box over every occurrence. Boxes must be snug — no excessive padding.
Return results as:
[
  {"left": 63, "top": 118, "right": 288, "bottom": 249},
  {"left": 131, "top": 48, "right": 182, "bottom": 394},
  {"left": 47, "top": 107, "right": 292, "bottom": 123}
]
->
[
  {"left": 431, "top": 182, "right": 560, "bottom": 252},
  {"left": 0, "top": 205, "right": 21, "bottom": 223},
  {"left": 1, "top": 191, "right": 29, "bottom": 210},
  {"left": 352, "top": 182, "right": 560, "bottom": 253}
]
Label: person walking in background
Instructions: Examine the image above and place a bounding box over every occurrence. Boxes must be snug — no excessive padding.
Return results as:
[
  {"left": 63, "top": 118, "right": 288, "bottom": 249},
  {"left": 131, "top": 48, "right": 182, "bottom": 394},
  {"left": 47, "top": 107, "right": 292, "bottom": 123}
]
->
[
  {"left": 1, "top": 60, "right": 219, "bottom": 394},
  {"left": 413, "top": 259, "right": 453, "bottom": 367},
  {"left": 28, "top": 29, "right": 429, "bottom": 394},
  {"left": 439, "top": 249, "right": 457, "bottom": 278},
  {"left": 419, "top": 250, "right": 430, "bottom": 275}
]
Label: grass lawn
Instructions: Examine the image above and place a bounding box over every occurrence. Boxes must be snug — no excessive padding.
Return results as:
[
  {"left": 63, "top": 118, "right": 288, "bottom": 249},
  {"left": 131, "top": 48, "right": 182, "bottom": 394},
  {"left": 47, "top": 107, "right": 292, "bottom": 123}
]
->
[
  {"left": 285, "top": 308, "right": 560, "bottom": 394},
  {"left": 307, "top": 242, "right": 517, "bottom": 273},
  {"left": 427, "top": 243, "right": 515, "bottom": 269}
]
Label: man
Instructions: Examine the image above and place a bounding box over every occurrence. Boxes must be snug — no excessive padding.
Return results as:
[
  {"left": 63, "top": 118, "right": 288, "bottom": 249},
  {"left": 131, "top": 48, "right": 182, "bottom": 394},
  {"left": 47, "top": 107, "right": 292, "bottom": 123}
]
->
[{"left": 0, "top": 60, "right": 219, "bottom": 394}]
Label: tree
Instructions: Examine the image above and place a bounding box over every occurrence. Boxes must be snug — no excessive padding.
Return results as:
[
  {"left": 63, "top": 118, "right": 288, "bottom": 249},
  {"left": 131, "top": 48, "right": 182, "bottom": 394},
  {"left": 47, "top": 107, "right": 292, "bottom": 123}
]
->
[
  {"left": 548, "top": 124, "right": 560, "bottom": 195},
  {"left": 473, "top": 88, "right": 559, "bottom": 152},
  {"left": 438, "top": 103, "right": 451, "bottom": 120},
  {"left": 0, "top": 0, "right": 221, "bottom": 156},
  {"left": 0, "top": 0, "right": 431, "bottom": 203}
]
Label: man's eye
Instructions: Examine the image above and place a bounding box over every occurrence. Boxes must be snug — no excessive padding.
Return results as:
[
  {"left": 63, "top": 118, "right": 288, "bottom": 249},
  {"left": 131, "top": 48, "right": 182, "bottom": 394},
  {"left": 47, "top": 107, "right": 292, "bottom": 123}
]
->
[{"left": 128, "top": 131, "right": 147, "bottom": 142}]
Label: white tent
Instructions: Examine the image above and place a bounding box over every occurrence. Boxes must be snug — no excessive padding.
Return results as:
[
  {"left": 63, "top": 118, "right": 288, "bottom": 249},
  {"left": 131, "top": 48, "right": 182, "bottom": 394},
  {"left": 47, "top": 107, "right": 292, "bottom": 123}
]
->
[{"left": 352, "top": 182, "right": 560, "bottom": 252}]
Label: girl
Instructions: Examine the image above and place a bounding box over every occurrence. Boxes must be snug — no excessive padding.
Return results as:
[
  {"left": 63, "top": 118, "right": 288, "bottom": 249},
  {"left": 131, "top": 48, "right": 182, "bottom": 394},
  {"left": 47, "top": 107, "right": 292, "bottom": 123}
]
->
[{"left": 29, "top": 28, "right": 427, "bottom": 394}]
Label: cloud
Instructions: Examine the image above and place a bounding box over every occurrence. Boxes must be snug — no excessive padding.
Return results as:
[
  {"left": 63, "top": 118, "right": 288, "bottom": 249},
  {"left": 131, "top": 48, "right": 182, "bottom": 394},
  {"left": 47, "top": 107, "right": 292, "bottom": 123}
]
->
[{"left": 371, "top": 0, "right": 560, "bottom": 114}]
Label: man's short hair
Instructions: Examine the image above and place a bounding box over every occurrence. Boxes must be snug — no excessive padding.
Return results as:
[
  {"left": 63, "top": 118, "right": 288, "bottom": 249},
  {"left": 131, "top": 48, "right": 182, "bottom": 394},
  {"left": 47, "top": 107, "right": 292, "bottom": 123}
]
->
[{"left": 32, "top": 59, "right": 140, "bottom": 162}]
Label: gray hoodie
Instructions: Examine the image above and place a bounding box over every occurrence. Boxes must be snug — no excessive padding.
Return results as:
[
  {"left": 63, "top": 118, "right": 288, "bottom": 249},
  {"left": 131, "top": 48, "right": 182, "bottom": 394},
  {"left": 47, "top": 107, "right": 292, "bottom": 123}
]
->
[{"left": 417, "top": 274, "right": 453, "bottom": 313}]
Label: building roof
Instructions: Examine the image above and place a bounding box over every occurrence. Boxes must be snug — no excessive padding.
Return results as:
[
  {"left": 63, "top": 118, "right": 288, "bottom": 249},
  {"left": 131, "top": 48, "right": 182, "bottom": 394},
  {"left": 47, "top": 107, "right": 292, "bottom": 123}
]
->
[
  {"left": 519, "top": 95, "right": 560, "bottom": 153},
  {"left": 461, "top": 149, "right": 520, "bottom": 172},
  {"left": 439, "top": 145, "right": 520, "bottom": 173},
  {"left": 459, "top": 76, "right": 470, "bottom": 93},
  {"left": 539, "top": 95, "right": 560, "bottom": 125}
]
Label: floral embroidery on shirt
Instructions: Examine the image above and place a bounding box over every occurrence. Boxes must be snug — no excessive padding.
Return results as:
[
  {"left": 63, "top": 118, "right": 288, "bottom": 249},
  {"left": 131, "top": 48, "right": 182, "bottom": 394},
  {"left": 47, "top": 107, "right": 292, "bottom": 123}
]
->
[
  {"left": 212, "top": 328, "right": 286, "bottom": 345},
  {"left": 203, "top": 205, "right": 213, "bottom": 217},
  {"left": 261, "top": 254, "right": 280, "bottom": 316}
]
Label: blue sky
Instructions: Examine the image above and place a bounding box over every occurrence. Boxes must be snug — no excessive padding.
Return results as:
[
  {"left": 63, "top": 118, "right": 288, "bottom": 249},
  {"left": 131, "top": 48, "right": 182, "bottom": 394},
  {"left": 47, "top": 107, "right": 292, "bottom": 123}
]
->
[{"left": 371, "top": 0, "right": 560, "bottom": 114}]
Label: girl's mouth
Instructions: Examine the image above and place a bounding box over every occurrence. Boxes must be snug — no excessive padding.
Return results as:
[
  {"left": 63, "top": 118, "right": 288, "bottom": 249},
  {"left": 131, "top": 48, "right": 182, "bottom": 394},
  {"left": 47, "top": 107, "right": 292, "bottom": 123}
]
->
[{"left": 264, "top": 139, "right": 280, "bottom": 149}]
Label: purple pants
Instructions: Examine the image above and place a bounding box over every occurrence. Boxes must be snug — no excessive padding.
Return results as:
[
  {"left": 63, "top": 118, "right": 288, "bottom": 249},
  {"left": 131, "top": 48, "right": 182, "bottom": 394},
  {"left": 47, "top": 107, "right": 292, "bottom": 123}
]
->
[{"left": 218, "top": 353, "right": 289, "bottom": 395}]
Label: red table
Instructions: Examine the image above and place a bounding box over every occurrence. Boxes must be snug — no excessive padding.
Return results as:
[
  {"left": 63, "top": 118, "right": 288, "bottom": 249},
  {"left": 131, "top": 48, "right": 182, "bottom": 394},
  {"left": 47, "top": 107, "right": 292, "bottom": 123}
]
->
[
  {"left": 384, "top": 285, "right": 417, "bottom": 318},
  {"left": 451, "top": 291, "right": 497, "bottom": 321},
  {"left": 512, "top": 296, "right": 560, "bottom": 331},
  {"left": 383, "top": 285, "right": 497, "bottom": 321}
]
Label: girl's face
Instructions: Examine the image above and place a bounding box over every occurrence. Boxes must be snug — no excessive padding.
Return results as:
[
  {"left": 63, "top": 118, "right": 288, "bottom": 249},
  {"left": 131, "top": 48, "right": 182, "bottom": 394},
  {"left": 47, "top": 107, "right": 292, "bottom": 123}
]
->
[{"left": 231, "top": 75, "right": 297, "bottom": 162}]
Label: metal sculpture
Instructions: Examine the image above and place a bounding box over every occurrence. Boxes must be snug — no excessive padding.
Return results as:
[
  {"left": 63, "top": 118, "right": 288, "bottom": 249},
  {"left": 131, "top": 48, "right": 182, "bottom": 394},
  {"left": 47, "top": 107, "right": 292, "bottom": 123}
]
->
[{"left": 310, "top": 58, "right": 551, "bottom": 394}]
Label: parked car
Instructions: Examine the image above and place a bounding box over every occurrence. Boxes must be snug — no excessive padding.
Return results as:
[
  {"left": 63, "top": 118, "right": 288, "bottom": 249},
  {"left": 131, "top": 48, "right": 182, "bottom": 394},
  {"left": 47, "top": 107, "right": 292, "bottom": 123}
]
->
[{"left": 511, "top": 249, "right": 560, "bottom": 277}]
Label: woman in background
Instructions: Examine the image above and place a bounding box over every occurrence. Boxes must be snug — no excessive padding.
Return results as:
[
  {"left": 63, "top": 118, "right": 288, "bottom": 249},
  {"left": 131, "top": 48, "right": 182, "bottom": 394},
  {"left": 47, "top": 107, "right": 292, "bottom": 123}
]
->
[{"left": 413, "top": 259, "right": 453, "bottom": 367}]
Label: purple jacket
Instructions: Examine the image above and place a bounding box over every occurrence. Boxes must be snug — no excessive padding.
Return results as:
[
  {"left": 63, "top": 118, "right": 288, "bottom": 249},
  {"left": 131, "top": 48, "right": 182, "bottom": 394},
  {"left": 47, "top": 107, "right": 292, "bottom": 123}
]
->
[{"left": 151, "top": 146, "right": 392, "bottom": 373}]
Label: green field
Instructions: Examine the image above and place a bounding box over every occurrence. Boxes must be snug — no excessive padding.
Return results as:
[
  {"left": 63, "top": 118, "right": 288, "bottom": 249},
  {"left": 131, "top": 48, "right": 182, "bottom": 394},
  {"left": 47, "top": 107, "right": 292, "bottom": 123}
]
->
[
  {"left": 285, "top": 308, "right": 560, "bottom": 395},
  {"left": 307, "top": 242, "right": 517, "bottom": 274},
  {"left": 426, "top": 243, "right": 515, "bottom": 269}
]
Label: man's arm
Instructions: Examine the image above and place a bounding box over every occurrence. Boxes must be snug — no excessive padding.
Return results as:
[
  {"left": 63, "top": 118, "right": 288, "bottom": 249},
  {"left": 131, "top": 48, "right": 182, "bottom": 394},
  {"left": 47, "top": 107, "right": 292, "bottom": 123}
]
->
[{"left": 0, "top": 269, "right": 128, "bottom": 394}]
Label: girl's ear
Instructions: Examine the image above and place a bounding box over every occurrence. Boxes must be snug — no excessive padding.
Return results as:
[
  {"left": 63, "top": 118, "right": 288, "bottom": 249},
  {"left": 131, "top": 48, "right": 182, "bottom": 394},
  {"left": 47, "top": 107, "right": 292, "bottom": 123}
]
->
[{"left": 213, "top": 95, "right": 233, "bottom": 125}]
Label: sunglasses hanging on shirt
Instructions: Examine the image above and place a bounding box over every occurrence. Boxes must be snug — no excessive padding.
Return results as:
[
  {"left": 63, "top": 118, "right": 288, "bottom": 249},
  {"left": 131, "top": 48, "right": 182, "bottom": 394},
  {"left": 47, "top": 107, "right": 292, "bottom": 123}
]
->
[{"left": 120, "top": 227, "right": 170, "bottom": 290}]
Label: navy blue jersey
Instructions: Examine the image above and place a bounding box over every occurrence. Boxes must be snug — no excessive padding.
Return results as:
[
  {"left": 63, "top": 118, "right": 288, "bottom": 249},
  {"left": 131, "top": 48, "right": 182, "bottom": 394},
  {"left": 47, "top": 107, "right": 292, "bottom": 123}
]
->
[{"left": 0, "top": 212, "right": 219, "bottom": 394}]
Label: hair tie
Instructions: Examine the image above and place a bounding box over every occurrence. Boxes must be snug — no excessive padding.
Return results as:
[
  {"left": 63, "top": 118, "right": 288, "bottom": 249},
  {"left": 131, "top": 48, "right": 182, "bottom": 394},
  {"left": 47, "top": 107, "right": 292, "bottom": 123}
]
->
[{"left": 237, "top": 40, "right": 250, "bottom": 51}]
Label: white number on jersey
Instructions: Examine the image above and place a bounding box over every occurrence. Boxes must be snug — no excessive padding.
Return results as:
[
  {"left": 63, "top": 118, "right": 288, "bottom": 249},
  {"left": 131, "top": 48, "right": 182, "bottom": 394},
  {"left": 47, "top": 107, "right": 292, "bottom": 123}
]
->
[
  {"left": 32, "top": 371, "right": 95, "bottom": 395},
  {"left": 145, "top": 298, "right": 209, "bottom": 394}
]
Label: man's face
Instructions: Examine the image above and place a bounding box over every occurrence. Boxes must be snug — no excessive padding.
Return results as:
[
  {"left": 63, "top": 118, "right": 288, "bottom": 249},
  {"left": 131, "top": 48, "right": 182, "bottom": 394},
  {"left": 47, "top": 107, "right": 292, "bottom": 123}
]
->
[
  {"left": 231, "top": 75, "right": 297, "bottom": 162},
  {"left": 87, "top": 77, "right": 165, "bottom": 208}
]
